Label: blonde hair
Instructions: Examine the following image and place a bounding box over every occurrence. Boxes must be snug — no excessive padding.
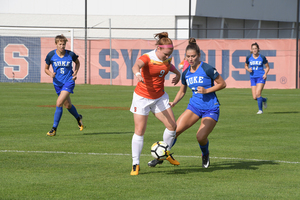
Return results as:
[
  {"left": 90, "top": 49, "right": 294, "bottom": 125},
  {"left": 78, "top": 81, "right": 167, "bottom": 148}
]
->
[{"left": 55, "top": 34, "right": 68, "bottom": 44}]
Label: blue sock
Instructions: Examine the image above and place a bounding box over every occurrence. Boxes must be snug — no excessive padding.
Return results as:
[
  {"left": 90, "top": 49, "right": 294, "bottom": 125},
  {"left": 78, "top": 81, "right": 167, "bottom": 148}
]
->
[
  {"left": 67, "top": 105, "right": 80, "bottom": 119},
  {"left": 262, "top": 97, "right": 266, "bottom": 102},
  {"left": 171, "top": 138, "right": 177, "bottom": 147},
  {"left": 199, "top": 140, "right": 209, "bottom": 156},
  {"left": 53, "top": 107, "right": 63, "bottom": 128},
  {"left": 257, "top": 97, "right": 263, "bottom": 111}
]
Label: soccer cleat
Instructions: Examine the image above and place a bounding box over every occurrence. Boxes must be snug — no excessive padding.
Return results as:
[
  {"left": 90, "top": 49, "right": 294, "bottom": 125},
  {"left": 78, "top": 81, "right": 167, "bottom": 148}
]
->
[
  {"left": 202, "top": 153, "right": 210, "bottom": 168},
  {"left": 257, "top": 110, "right": 263, "bottom": 114},
  {"left": 263, "top": 98, "right": 268, "bottom": 109},
  {"left": 77, "top": 114, "right": 84, "bottom": 131},
  {"left": 130, "top": 164, "right": 140, "bottom": 175},
  {"left": 148, "top": 159, "right": 164, "bottom": 167},
  {"left": 166, "top": 151, "right": 180, "bottom": 166},
  {"left": 47, "top": 127, "right": 56, "bottom": 136}
]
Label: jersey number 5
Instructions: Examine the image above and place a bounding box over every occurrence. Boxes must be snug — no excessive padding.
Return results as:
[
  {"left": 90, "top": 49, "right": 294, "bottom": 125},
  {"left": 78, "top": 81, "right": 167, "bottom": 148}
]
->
[{"left": 60, "top": 68, "right": 65, "bottom": 74}]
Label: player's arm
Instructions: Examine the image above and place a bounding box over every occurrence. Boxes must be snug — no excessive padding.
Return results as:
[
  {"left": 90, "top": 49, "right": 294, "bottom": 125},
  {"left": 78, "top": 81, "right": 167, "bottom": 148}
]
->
[
  {"left": 245, "top": 63, "right": 252, "bottom": 73},
  {"left": 263, "top": 62, "right": 270, "bottom": 80},
  {"left": 72, "top": 58, "right": 80, "bottom": 80},
  {"left": 132, "top": 59, "right": 145, "bottom": 83},
  {"left": 45, "top": 63, "right": 56, "bottom": 78},
  {"left": 169, "top": 84, "right": 187, "bottom": 107},
  {"left": 170, "top": 64, "right": 181, "bottom": 85},
  {"left": 197, "top": 75, "right": 226, "bottom": 94}
]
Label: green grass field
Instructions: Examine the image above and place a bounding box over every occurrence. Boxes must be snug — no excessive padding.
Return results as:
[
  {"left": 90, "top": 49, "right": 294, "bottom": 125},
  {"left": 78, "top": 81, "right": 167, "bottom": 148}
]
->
[{"left": 1, "top": 82, "right": 300, "bottom": 199}]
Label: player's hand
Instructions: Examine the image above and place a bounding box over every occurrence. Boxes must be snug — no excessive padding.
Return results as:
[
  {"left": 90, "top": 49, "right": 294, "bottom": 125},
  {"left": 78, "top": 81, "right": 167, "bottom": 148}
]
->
[
  {"left": 136, "top": 74, "right": 144, "bottom": 83},
  {"left": 197, "top": 86, "right": 207, "bottom": 94},
  {"left": 169, "top": 102, "right": 176, "bottom": 107},
  {"left": 263, "top": 74, "right": 267, "bottom": 80},
  {"left": 248, "top": 68, "right": 253, "bottom": 73},
  {"left": 72, "top": 73, "right": 78, "bottom": 80},
  {"left": 51, "top": 72, "right": 56, "bottom": 78},
  {"left": 172, "top": 75, "right": 180, "bottom": 85}
]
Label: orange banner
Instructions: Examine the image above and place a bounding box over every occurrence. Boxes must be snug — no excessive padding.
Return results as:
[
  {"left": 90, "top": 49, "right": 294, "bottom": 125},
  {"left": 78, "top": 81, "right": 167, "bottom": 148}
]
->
[{"left": 40, "top": 38, "right": 297, "bottom": 89}]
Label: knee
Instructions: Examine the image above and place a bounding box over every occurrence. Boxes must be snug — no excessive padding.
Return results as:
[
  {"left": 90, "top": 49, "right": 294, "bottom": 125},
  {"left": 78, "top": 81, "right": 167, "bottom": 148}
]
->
[{"left": 196, "top": 134, "right": 206, "bottom": 143}]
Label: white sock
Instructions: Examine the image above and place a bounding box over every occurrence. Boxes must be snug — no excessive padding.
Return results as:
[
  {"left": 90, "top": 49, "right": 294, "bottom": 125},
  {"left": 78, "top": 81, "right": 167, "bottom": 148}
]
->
[
  {"left": 132, "top": 133, "right": 144, "bottom": 165},
  {"left": 163, "top": 128, "right": 176, "bottom": 151}
]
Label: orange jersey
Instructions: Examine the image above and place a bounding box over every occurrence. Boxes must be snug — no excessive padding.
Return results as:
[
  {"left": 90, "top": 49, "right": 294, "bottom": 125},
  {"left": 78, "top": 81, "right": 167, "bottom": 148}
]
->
[
  {"left": 134, "top": 50, "right": 172, "bottom": 99},
  {"left": 178, "top": 60, "right": 189, "bottom": 71}
]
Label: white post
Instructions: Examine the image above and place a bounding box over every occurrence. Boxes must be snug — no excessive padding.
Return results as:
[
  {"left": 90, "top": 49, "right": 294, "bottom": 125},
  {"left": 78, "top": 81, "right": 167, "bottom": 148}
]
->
[
  {"left": 109, "top": 18, "right": 112, "bottom": 85},
  {"left": 71, "top": 29, "right": 74, "bottom": 51}
]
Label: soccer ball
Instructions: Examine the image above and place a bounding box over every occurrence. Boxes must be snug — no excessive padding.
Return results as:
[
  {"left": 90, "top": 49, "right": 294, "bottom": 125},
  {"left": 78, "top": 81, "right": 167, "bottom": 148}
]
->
[{"left": 151, "top": 141, "right": 169, "bottom": 160}]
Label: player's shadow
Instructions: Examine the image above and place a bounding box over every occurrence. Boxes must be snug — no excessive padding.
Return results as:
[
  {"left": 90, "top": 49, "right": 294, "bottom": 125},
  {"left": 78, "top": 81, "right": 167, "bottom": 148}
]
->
[
  {"left": 160, "top": 160, "right": 279, "bottom": 175},
  {"left": 83, "top": 132, "right": 132, "bottom": 135},
  {"left": 268, "top": 111, "right": 299, "bottom": 114}
]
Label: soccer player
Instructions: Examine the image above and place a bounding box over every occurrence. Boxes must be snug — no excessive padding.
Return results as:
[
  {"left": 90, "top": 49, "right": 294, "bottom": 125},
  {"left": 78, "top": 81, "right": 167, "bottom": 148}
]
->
[
  {"left": 245, "top": 42, "right": 270, "bottom": 114},
  {"left": 130, "top": 32, "right": 181, "bottom": 175},
  {"left": 148, "top": 38, "right": 226, "bottom": 168},
  {"left": 45, "top": 34, "right": 84, "bottom": 136},
  {"left": 178, "top": 57, "right": 189, "bottom": 72}
]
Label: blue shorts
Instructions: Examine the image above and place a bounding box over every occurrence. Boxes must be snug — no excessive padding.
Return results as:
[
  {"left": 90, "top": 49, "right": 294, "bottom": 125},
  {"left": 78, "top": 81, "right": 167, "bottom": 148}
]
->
[
  {"left": 54, "top": 81, "right": 75, "bottom": 96},
  {"left": 250, "top": 77, "right": 266, "bottom": 86},
  {"left": 187, "top": 104, "right": 220, "bottom": 122}
]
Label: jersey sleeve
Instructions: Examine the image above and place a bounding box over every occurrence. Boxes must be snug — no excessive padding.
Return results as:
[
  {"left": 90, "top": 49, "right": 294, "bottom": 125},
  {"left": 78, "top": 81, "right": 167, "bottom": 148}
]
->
[
  {"left": 68, "top": 50, "right": 79, "bottom": 62},
  {"left": 245, "top": 55, "right": 251, "bottom": 64},
  {"left": 202, "top": 63, "right": 219, "bottom": 80},
  {"left": 45, "top": 50, "right": 55, "bottom": 65},
  {"left": 261, "top": 55, "right": 268, "bottom": 64},
  {"left": 181, "top": 68, "right": 189, "bottom": 85},
  {"left": 138, "top": 54, "right": 150, "bottom": 65}
]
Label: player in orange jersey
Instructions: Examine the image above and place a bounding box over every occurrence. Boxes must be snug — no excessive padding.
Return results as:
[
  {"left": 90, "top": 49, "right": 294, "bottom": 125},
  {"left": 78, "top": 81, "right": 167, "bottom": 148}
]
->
[
  {"left": 130, "top": 32, "right": 181, "bottom": 175},
  {"left": 178, "top": 57, "right": 189, "bottom": 72}
]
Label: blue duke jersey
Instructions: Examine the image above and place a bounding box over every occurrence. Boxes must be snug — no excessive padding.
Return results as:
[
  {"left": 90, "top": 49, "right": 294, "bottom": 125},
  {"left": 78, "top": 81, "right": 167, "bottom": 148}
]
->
[
  {"left": 45, "top": 50, "right": 78, "bottom": 86},
  {"left": 245, "top": 54, "right": 268, "bottom": 78},
  {"left": 182, "top": 62, "right": 220, "bottom": 110}
]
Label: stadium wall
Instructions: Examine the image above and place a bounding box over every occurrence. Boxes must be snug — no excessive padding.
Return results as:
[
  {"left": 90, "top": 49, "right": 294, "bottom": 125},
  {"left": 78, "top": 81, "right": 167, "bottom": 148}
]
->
[{"left": 0, "top": 37, "right": 296, "bottom": 89}]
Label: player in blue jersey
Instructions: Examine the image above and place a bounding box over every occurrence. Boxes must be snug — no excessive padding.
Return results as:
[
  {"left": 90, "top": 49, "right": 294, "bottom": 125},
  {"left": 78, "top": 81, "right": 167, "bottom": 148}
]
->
[
  {"left": 148, "top": 38, "right": 226, "bottom": 168},
  {"left": 44, "top": 34, "right": 84, "bottom": 136},
  {"left": 245, "top": 42, "right": 270, "bottom": 114}
]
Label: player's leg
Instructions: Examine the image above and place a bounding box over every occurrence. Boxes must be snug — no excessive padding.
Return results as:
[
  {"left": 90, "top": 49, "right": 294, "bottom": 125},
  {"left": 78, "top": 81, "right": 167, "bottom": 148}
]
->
[
  {"left": 256, "top": 83, "right": 265, "bottom": 114},
  {"left": 196, "top": 117, "right": 217, "bottom": 168},
  {"left": 47, "top": 89, "right": 69, "bottom": 136},
  {"left": 251, "top": 86, "right": 257, "bottom": 100},
  {"left": 131, "top": 114, "right": 148, "bottom": 175},
  {"left": 129, "top": 92, "right": 151, "bottom": 175},
  {"left": 153, "top": 107, "right": 180, "bottom": 166},
  {"left": 64, "top": 96, "right": 84, "bottom": 131}
]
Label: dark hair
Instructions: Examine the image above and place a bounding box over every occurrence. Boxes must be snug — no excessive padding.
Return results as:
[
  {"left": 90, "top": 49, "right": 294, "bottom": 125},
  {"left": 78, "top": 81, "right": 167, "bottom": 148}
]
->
[
  {"left": 154, "top": 32, "right": 173, "bottom": 46},
  {"left": 251, "top": 42, "right": 260, "bottom": 52},
  {"left": 186, "top": 38, "right": 200, "bottom": 55}
]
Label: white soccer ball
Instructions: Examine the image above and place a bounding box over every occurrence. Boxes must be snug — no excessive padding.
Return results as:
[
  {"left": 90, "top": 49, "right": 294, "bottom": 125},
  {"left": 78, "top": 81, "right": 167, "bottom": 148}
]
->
[{"left": 151, "top": 141, "right": 169, "bottom": 160}]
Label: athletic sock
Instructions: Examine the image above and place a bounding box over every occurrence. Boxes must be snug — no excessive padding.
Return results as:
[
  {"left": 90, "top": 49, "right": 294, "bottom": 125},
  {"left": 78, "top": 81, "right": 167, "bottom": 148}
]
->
[
  {"left": 67, "top": 104, "right": 80, "bottom": 119},
  {"left": 257, "top": 96, "right": 263, "bottom": 111},
  {"left": 53, "top": 106, "right": 63, "bottom": 128},
  {"left": 262, "top": 97, "right": 266, "bottom": 102},
  {"left": 163, "top": 128, "right": 176, "bottom": 151},
  {"left": 199, "top": 140, "right": 209, "bottom": 156},
  {"left": 171, "top": 138, "right": 177, "bottom": 147},
  {"left": 132, "top": 133, "right": 144, "bottom": 165}
]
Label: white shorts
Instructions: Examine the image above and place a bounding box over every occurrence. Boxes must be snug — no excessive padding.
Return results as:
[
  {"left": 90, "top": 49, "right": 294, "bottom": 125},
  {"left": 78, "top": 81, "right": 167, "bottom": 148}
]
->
[{"left": 130, "top": 92, "right": 170, "bottom": 115}]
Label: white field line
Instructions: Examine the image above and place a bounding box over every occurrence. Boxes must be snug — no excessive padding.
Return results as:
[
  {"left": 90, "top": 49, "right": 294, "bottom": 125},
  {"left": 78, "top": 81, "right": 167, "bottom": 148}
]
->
[{"left": 1, "top": 150, "right": 299, "bottom": 164}]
